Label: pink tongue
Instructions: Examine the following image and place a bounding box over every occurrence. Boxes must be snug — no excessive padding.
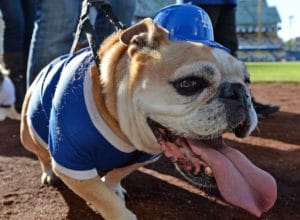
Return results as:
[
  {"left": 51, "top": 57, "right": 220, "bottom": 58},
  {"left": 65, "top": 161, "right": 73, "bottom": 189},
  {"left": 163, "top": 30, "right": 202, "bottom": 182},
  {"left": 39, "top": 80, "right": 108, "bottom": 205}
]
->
[{"left": 188, "top": 139, "right": 277, "bottom": 217}]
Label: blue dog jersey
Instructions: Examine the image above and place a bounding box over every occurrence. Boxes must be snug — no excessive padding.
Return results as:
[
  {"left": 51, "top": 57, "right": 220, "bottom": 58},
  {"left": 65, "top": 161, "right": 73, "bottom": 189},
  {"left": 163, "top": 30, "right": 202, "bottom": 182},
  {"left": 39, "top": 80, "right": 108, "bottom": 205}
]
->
[{"left": 27, "top": 48, "right": 159, "bottom": 180}]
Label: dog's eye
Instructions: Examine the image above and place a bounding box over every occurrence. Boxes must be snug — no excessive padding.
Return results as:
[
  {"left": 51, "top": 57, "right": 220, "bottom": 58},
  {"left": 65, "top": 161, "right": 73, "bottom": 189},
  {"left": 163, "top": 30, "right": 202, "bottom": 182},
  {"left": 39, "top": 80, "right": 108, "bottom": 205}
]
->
[{"left": 172, "top": 77, "right": 209, "bottom": 96}]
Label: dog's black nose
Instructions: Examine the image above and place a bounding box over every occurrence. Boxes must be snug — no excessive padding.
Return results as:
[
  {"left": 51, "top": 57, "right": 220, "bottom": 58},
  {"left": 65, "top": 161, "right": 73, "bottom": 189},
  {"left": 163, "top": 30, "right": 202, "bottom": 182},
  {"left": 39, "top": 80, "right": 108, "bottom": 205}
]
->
[
  {"left": 219, "top": 82, "right": 248, "bottom": 102},
  {"left": 219, "top": 82, "right": 253, "bottom": 138}
]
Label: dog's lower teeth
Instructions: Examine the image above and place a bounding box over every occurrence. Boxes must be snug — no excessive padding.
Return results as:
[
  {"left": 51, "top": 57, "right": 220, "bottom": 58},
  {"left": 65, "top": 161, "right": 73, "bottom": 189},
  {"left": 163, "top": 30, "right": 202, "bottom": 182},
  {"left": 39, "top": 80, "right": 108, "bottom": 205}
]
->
[{"left": 204, "top": 167, "right": 214, "bottom": 177}]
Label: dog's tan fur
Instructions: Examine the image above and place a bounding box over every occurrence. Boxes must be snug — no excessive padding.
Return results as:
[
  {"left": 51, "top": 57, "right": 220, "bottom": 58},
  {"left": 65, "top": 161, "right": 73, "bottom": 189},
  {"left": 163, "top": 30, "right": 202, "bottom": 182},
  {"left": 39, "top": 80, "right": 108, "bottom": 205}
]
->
[{"left": 20, "top": 18, "right": 254, "bottom": 219}]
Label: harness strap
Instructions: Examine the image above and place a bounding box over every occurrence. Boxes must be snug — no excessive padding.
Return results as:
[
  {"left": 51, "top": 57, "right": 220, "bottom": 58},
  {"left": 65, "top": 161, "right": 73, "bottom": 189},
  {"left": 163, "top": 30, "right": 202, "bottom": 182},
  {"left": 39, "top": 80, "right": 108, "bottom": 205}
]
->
[
  {"left": 89, "top": 0, "right": 126, "bottom": 31},
  {"left": 70, "top": 0, "right": 126, "bottom": 70},
  {"left": 69, "top": 1, "right": 158, "bottom": 169}
]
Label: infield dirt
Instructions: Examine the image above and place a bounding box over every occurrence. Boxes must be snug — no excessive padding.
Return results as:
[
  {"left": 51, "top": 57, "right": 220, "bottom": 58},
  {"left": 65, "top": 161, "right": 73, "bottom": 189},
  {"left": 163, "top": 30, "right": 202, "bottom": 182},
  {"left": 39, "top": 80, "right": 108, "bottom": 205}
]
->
[{"left": 0, "top": 83, "right": 299, "bottom": 220}]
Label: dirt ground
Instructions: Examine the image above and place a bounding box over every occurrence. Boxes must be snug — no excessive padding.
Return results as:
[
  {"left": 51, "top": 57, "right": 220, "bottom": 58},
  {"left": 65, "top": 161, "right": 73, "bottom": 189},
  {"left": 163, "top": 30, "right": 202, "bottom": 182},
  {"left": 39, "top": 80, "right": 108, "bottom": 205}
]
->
[{"left": 0, "top": 83, "right": 299, "bottom": 220}]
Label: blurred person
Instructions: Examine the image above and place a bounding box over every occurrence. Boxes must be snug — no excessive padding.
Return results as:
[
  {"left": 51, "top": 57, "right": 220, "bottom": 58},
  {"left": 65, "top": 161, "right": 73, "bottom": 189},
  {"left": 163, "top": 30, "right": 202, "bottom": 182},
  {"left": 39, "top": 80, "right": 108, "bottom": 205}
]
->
[
  {"left": 133, "top": 0, "right": 175, "bottom": 23},
  {"left": 177, "top": 0, "right": 279, "bottom": 118},
  {"left": 26, "top": 0, "right": 82, "bottom": 88},
  {"left": 26, "top": 0, "right": 136, "bottom": 88},
  {"left": 95, "top": 0, "right": 136, "bottom": 42},
  {"left": 0, "top": 0, "right": 37, "bottom": 112}
]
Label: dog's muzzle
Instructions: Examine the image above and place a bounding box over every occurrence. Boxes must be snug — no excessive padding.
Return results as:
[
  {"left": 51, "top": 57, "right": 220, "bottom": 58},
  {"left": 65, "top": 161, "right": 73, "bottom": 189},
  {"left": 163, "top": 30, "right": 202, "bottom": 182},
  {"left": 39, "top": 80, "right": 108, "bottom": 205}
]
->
[{"left": 146, "top": 82, "right": 276, "bottom": 217}]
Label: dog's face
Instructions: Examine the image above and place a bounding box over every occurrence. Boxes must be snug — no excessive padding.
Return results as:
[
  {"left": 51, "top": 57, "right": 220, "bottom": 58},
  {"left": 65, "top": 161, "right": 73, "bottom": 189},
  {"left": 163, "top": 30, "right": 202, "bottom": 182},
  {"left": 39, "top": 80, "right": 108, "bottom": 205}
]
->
[
  {"left": 132, "top": 46, "right": 256, "bottom": 143},
  {"left": 99, "top": 19, "right": 275, "bottom": 216},
  {"left": 107, "top": 18, "right": 257, "bottom": 153}
]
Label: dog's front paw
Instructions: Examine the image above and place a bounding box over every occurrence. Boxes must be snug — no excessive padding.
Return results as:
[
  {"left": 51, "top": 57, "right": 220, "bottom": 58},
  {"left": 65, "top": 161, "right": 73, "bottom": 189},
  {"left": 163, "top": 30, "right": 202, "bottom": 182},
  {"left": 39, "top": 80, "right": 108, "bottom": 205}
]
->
[
  {"left": 101, "top": 176, "right": 127, "bottom": 200},
  {"left": 41, "top": 169, "right": 57, "bottom": 185}
]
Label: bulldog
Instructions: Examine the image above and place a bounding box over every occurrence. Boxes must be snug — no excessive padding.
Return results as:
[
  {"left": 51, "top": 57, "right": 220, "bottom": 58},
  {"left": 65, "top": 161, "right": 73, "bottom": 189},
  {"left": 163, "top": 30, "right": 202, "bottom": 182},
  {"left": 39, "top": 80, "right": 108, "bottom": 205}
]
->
[{"left": 20, "top": 18, "right": 277, "bottom": 219}]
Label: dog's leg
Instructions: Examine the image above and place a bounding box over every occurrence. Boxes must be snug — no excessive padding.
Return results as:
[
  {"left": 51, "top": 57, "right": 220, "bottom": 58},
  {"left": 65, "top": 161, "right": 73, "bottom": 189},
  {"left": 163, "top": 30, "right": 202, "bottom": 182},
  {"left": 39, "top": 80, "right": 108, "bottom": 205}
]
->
[
  {"left": 20, "top": 87, "right": 55, "bottom": 185},
  {"left": 54, "top": 169, "right": 137, "bottom": 220},
  {"left": 102, "top": 162, "right": 149, "bottom": 200}
]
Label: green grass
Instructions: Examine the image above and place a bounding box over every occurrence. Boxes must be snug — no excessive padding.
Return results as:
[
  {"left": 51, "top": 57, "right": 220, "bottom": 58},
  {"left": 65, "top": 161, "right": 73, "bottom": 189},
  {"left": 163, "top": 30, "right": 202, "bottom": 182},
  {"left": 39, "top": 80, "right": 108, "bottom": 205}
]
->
[{"left": 245, "top": 62, "right": 300, "bottom": 82}]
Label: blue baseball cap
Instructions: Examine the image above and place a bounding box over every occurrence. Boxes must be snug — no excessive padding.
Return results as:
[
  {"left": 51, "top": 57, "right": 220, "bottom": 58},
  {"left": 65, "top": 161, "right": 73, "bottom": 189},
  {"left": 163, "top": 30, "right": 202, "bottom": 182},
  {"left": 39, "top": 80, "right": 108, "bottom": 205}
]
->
[{"left": 153, "top": 4, "right": 231, "bottom": 53}]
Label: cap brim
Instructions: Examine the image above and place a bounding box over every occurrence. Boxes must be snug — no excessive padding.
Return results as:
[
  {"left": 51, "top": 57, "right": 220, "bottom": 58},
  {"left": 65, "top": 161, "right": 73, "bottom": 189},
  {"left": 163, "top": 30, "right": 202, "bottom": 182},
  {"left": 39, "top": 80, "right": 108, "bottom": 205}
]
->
[
  {"left": 201, "top": 40, "right": 231, "bottom": 54},
  {"left": 168, "top": 36, "right": 231, "bottom": 54}
]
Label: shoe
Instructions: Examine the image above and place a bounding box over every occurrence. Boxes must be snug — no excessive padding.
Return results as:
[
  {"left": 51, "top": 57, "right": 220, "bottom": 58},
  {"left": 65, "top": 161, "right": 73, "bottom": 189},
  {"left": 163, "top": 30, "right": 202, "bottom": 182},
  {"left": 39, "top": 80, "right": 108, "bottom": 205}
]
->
[
  {"left": 3, "top": 53, "right": 26, "bottom": 113},
  {"left": 252, "top": 98, "right": 280, "bottom": 118},
  {"left": 0, "top": 71, "right": 3, "bottom": 83}
]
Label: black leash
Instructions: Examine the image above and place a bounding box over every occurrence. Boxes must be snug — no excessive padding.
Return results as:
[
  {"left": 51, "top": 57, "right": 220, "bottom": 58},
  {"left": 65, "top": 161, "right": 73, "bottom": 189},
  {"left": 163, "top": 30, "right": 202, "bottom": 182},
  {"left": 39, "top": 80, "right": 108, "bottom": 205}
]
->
[{"left": 70, "top": 0, "right": 126, "bottom": 68}]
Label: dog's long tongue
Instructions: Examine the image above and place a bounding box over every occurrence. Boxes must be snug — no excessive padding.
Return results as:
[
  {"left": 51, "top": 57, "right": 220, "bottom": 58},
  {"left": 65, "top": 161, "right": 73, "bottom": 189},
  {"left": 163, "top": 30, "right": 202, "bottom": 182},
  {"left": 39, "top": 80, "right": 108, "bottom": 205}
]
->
[{"left": 188, "top": 138, "right": 277, "bottom": 217}]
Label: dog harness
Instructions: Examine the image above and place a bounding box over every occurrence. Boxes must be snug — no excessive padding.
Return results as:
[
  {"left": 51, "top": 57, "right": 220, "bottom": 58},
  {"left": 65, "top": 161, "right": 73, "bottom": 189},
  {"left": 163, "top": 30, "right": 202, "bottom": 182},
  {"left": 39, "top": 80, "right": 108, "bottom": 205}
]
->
[{"left": 27, "top": 48, "right": 159, "bottom": 180}]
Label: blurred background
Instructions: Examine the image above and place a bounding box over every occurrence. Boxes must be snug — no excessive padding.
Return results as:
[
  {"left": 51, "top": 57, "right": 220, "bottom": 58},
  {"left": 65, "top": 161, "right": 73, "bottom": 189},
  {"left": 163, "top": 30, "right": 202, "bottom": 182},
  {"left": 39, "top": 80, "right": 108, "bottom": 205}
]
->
[
  {"left": 1, "top": 0, "right": 300, "bottom": 62},
  {"left": 236, "top": 0, "right": 300, "bottom": 62}
]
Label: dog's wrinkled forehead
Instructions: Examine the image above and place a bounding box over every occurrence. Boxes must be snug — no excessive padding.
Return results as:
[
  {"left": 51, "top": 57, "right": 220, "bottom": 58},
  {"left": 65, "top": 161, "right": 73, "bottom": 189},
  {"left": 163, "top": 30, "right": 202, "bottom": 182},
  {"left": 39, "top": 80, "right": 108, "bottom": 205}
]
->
[
  {"left": 118, "top": 18, "right": 248, "bottom": 90},
  {"left": 171, "top": 62, "right": 218, "bottom": 80},
  {"left": 146, "top": 44, "right": 248, "bottom": 92},
  {"left": 211, "top": 48, "right": 250, "bottom": 84}
]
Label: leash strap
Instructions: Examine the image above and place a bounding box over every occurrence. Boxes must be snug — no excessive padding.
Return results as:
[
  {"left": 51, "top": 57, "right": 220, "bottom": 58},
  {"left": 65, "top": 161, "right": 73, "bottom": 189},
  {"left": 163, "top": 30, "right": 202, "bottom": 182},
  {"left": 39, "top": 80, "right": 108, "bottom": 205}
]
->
[
  {"left": 70, "top": 0, "right": 126, "bottom": 69},
  {"left": 89, "top": 0, "right": 126, "bottom": 31}
]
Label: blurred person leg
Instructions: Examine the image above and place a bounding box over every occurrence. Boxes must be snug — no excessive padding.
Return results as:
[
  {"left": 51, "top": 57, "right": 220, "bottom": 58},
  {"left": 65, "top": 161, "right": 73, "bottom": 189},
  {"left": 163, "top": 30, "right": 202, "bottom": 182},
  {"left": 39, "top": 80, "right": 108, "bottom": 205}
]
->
[
  {"left": 0, "top": 0, "right": 36, "bottom": 112},
  {"left": 26, "top": 0, "right": 81, "bottom": 87},
  {"left": 133, "top": 0, "right": 176, "bottom": 23},
  {"left": 94, "top": 0, "right": 136, "bottom": 42},
  {"left": 22, "top": 0, "right": 38, "bottom": 57},
  {"left": 199, "top": 5, "right": 238, "bottom": 57}
]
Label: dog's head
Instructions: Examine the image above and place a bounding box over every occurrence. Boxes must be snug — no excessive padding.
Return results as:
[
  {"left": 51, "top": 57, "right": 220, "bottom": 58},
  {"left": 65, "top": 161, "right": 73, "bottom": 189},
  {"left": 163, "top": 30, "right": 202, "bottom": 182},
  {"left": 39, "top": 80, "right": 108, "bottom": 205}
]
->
[{"left": 99, "top": 18, "right": 276, "bottom": 217}]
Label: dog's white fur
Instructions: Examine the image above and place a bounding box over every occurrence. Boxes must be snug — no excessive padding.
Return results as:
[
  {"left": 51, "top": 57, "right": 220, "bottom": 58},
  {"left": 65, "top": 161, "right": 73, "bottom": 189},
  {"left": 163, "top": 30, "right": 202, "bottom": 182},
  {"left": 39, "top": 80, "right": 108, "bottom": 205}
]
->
[
  {"left": 20, "top": 18, "right": 257, "bottom": 220},
  {"left": 0, "top": 69, "right": 20, "bottom": 121}
]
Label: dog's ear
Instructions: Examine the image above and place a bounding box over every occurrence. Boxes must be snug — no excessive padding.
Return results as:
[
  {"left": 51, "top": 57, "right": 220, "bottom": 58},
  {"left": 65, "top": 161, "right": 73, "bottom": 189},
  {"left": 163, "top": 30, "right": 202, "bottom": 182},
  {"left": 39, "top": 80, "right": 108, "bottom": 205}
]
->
[{"left": 120, "top": 18, "right": 169, "bottom": 56}]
